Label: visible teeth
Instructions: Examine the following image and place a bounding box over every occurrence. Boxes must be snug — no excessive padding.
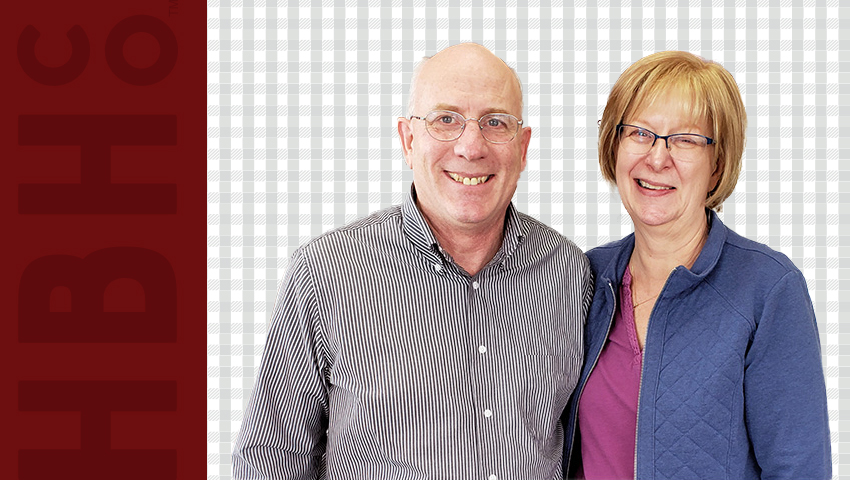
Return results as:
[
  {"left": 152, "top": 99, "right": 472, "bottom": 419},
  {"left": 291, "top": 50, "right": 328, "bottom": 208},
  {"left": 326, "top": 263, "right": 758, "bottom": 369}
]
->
[
  {"left": 637, "top": 179, "right": 673, "bottom": 190},
  {"left": 450, "top": 173, "right": 490, "bottom": 185}
]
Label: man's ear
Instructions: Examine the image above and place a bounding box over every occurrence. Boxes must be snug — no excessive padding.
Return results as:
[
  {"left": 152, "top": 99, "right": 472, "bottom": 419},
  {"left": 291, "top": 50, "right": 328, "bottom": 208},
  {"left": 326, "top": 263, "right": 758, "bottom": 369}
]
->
[
  {"left": 519, "top": 125, "right": 532, "bottom": 172},
  {"left": 398, "top": 117, "right": 415, "bottom": 169}
]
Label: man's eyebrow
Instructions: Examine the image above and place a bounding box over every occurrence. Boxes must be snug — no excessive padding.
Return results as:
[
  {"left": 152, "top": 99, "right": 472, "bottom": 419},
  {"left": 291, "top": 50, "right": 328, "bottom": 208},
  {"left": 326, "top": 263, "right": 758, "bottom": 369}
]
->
[
  {"left": 431, "top": 104, "right": 514, "bottom": 116},
  {"left": 432, "top": 103, "right": 461, "bottom": 113}
]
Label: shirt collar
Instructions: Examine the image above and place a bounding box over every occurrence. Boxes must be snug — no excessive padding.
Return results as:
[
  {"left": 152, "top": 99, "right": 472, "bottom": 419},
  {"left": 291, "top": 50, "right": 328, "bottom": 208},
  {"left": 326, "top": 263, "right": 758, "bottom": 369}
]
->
[
  {"left": 401, "top": 185, "right": 441, "bottom": 260},
  {"left": 401, "top": 184, "right": 526, "bottom": 269}
]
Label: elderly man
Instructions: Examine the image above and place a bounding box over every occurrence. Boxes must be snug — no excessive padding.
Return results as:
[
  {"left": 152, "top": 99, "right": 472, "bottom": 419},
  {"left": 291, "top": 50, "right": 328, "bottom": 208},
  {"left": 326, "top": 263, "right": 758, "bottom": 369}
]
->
[{"left": 232, "top": 43, "right": 592, "bottom": 480}]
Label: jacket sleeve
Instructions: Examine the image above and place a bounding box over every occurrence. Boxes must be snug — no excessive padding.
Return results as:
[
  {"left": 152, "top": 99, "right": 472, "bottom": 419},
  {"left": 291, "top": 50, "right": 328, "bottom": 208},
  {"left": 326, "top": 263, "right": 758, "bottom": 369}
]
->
[
  {"left": 562, "top": 259, "right": 594, "bottom": 480},
  {"left": 744, "top": 270, "right": 831, "bottom": 480},
  {"left": 232, "top": 248, "right": 329, "bottom": 480}
]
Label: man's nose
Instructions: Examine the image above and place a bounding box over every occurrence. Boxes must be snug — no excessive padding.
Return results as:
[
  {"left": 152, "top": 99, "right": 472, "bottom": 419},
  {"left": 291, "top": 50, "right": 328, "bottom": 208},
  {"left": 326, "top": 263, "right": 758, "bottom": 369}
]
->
[{"left": 454, "top": 119, "right": 489, "bottom": 160}]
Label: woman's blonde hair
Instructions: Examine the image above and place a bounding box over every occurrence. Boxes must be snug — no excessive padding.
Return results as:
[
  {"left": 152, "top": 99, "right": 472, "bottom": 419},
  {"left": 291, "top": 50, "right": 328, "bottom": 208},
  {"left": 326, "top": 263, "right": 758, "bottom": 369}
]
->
[{"left": 598, "top": 51, "right": 746, "bottom": 211}]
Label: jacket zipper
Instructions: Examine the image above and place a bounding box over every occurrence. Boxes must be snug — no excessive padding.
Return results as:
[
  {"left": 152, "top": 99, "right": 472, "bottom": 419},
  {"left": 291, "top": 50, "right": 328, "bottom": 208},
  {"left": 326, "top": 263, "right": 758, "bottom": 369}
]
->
[
  {"left": 633, "top": 346, "right": 645, "bottom": 480},
  {"left": 633, "top": 269, "right": 676, "bottom": 480},
  {"left": 565, "top": 280, "right": 617, "bottom": 475}
]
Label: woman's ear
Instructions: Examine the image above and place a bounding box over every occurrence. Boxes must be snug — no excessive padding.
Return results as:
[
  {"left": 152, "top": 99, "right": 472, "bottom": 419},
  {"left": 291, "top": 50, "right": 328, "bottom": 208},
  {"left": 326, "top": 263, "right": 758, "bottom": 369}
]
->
[{"left": 708, "top": 156, "right": 724, "bottom": 198}]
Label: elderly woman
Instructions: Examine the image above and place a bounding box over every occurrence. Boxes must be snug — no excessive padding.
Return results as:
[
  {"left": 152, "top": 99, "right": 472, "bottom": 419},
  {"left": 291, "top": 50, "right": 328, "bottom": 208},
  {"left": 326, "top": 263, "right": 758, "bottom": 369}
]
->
[{"left": 563, "top": 51, "right": 831, "bottom": 480}]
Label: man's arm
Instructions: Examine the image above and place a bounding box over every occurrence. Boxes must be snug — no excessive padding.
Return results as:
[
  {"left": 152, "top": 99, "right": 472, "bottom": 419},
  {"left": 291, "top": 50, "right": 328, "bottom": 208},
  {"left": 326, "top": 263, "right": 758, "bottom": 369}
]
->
[
  {"left": 232, "top": 248, "right": 329, "bottom": 480},
  {"left": 575, "top": 252, "right": 593, "bottom": 349}
]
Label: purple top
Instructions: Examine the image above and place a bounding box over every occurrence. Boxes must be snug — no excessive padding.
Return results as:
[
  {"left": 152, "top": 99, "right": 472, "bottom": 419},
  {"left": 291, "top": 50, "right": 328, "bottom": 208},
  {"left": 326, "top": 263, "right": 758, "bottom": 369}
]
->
[{"left": 577, "top": 266, "right": 642, "bottom": 480}]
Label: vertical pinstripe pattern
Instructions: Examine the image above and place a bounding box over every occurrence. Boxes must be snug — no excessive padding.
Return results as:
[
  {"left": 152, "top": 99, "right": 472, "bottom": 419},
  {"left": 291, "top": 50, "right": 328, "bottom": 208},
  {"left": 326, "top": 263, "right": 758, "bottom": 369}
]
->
[{"left": 233, "top": 189, "right": 593, "bottom": 480}]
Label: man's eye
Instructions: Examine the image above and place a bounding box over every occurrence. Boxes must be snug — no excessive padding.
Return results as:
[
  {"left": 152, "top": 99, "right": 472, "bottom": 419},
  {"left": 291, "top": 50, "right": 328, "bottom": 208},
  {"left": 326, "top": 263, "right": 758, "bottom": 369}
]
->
[
  {"left": 487, "top": 118, "right": 504, "bottom": 128},
  {"left": 439, "top": 116, "right": 455, "bottom": 124}
]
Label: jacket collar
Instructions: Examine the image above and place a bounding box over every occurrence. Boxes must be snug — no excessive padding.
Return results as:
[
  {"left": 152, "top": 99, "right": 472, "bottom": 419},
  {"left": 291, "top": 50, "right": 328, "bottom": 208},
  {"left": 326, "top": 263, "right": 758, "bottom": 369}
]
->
[{"left": 597, "top": 209, "right": 729, "bottom": 294}]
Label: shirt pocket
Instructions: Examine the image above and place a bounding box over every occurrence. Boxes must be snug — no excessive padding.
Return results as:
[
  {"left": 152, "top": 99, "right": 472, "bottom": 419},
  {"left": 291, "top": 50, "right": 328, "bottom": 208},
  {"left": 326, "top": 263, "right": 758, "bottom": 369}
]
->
[{"left": 519, "top": 353, "right": 577, "bottom": 455}]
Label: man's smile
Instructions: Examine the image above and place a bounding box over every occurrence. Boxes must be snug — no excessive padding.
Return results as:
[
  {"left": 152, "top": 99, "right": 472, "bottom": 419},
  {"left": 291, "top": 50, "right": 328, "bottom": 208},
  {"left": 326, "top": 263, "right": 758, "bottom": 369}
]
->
[{"left": 447, "top": 172, "right": 493, "bottom": 185}]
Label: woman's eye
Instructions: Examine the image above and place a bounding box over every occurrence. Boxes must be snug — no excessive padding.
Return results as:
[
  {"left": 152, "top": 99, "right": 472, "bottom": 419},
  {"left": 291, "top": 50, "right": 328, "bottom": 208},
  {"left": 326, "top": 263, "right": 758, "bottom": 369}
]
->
[{"left": 672, "top": 136, "right": 699, "bottom": 147}]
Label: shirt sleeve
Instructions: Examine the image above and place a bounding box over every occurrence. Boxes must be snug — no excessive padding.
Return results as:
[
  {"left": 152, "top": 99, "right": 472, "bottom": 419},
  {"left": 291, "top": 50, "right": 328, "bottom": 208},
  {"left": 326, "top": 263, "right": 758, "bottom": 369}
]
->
[
  {"left": 232, "top": 248, "right": 329, "bottom": 480},
  {"left": 580, "top": 258, "right": 595, "bottom": 330},
  {"left": 744, "top": 270, "right": 831, "bottom": 480}
]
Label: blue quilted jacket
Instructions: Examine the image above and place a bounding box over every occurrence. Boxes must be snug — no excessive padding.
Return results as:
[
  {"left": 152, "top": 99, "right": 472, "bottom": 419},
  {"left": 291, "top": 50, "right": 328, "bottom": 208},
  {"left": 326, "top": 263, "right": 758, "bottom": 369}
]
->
[{"left": 564, "top": 211, "right": 831, "bottom": 480}]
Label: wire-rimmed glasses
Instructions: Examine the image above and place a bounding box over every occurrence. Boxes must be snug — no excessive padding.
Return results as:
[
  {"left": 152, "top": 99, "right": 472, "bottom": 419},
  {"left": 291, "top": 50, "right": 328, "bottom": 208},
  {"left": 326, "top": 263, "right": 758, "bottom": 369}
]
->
[{"left": 410, "top": 110, "right": 523, "bottom": 144}]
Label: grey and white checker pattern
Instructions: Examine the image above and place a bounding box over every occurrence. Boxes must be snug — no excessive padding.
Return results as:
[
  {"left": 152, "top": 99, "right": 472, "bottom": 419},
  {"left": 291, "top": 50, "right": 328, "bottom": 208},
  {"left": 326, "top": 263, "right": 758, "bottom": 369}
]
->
[{"left": 207, "top": 1, "right": 848, "bottom": 479}]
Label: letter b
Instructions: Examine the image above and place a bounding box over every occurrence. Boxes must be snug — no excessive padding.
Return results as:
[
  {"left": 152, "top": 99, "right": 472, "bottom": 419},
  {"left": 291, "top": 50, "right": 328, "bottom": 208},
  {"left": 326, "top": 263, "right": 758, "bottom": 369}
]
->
[{"left": 18, "top": 247, "right": 177, "bottom": 343}]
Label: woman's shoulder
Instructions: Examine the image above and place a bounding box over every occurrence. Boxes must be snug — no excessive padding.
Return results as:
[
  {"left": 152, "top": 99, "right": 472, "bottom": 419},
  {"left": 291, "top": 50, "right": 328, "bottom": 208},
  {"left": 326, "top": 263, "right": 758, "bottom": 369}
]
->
[
  {"left": 706, "top": 225, "right": 811, "bottom": 322},
  {"left": 717, "top": 227, "right": 802, "bottom": 279},
  {"left": 586, "top": 235, "right": 633, "bottom": 274}
]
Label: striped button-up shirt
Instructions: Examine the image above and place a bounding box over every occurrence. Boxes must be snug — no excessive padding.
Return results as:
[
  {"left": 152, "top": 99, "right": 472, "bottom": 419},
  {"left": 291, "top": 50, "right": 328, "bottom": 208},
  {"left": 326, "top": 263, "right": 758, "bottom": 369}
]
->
[{"left": 233, "top": 189, "right": 592, "bottom": 480}]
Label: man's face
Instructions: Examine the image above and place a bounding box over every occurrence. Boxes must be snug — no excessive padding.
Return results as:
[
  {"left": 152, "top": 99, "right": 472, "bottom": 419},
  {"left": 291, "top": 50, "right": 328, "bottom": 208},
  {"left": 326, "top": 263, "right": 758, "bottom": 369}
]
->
[{"left": 398, "top": 44, "right": 531, "bottom": 237}]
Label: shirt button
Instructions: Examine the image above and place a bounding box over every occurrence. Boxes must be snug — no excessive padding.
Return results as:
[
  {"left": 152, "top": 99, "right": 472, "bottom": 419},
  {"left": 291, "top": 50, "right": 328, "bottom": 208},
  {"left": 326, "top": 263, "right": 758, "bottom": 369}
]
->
[
  {"left": 484, "top": 409, "right": 493, "bottom": 418},
  {"left": 433, "top": 264, "right": 442, "bottom": 273},
  {"left": 488, "top": 475, "right": 498, "bottom": 480},
  {"left": 478, "top": 345, "right": 487, "bottom": 354},
  {"left": 472, "top": 281, "right": 479, "bottom": 289}
]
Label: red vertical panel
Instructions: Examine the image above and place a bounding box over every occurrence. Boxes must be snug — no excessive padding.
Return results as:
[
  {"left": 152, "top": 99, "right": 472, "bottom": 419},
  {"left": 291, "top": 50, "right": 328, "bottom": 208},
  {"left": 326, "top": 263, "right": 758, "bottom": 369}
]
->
[{"left": 5, "top": 1, "right": 206, "bottom": 479}]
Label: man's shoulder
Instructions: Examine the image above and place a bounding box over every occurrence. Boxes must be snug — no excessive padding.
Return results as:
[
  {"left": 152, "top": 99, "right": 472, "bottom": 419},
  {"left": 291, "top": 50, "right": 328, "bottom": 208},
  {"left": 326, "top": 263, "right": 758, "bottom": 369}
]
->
[
  {"left": 298, "top": 204, "right": 405, "bottom": 254},
  {"left": 514, "top": 211, "right": 588, "bottom": 262}
]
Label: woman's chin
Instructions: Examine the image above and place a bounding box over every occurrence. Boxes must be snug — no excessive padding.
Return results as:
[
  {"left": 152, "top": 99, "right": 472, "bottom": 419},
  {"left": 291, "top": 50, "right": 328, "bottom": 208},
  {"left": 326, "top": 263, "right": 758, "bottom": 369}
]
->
[{"left": 628, "top": 207, "right": 674, "bottom": 229}]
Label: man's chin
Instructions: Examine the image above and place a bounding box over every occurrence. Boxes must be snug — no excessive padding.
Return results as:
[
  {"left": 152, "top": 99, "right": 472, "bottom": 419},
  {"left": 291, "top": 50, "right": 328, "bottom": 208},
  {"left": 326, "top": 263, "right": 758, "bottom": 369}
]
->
[{"left": 447, "top": 207, "right": 501, "bottom": 230}]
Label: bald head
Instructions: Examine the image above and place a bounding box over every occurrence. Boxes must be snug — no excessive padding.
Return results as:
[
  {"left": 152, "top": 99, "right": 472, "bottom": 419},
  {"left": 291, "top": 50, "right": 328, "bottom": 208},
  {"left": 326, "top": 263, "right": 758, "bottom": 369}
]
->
[{"left": 407, "top": 43, "right": 524, "bottom": 118}]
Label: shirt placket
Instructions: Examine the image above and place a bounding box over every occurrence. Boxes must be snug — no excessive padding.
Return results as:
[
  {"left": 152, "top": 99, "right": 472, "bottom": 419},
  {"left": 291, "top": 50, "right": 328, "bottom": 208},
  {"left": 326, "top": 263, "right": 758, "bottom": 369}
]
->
[{"left": 467, "top": 272, "right": 502, "bottom": 480}]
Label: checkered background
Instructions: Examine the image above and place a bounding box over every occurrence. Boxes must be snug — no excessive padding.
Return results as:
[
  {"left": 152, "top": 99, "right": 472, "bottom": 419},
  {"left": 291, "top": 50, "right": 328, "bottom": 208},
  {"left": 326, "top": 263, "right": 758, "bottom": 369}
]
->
[{"left": 207, "top": 1, "right": 847, "bottom": 478}]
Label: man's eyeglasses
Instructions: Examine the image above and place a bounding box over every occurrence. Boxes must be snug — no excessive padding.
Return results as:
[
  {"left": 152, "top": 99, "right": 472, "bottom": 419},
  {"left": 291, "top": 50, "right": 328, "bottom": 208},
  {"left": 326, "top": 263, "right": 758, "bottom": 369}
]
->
[
  {"left": 617, "top": 124, "right": 714, "bottom": 162},
  {"left": 410, "top": 110, "right": 523, "bottom": 144}
]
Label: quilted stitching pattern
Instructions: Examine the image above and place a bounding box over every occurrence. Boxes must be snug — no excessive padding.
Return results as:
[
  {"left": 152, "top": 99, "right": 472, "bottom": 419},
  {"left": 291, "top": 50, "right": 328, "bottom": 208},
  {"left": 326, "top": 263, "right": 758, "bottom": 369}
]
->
[{"left": 651, "top": 309, "right": 746, "bottom": 480}]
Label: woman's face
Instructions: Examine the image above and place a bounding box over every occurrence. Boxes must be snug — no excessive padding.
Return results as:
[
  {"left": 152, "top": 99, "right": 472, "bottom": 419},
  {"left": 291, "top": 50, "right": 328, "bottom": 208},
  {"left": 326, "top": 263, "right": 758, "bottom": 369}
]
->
[{"left": 615, "top": 90, "right": 721, "bottom": 234}]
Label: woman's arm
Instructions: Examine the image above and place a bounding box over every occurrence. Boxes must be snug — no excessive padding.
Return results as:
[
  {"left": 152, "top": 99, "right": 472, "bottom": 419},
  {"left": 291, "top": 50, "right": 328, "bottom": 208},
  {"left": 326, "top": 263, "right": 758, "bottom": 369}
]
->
[{"left": 744, "top": 270, "right": 831, "bottom": 480}]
